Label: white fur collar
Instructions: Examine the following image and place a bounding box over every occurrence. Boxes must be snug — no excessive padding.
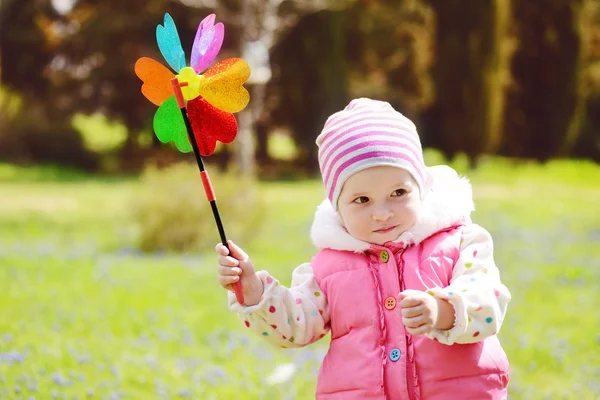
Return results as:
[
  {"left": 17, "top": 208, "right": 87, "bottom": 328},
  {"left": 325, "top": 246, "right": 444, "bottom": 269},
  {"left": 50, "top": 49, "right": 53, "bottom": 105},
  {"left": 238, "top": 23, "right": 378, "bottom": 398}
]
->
[{"left": 310, "top": 165, "right": 474, "bottom": 252}]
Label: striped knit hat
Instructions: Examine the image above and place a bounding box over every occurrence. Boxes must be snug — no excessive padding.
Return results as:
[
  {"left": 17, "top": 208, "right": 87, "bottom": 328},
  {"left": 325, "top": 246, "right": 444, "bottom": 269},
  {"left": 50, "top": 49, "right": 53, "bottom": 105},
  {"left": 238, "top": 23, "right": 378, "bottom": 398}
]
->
[{"left": 316, "top": 98, "right": 426, "bottom": 210}]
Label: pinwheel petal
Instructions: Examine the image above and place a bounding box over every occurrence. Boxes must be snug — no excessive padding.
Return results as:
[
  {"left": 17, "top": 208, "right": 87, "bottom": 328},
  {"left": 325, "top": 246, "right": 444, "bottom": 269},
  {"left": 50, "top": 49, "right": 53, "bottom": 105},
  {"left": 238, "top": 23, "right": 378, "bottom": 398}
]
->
[
  {"left": 134, "top": 57, "right": 176, "bottom": 106},
  {"left": 187, "top": 96, "right": 237, "bottom": 156},
  {"left": 156, "top": 13, "right": 186, "bottom": 72},
  {"left": 153, "top": 96, "right": 192, "bottom": 153},
  {"left": 191, "top": 14, "right": 224, "bottom": 74},
  {"left": 198, "top": 58, "right": 250, "bottom": 113}
]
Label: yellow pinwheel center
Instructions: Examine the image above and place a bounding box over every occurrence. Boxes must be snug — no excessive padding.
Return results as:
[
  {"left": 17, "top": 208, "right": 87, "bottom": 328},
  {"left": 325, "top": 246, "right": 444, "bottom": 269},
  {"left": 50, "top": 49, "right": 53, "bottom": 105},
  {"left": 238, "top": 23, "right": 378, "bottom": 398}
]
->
[{"left": 176, "top": 67, "right": 202, "bottom": 101}]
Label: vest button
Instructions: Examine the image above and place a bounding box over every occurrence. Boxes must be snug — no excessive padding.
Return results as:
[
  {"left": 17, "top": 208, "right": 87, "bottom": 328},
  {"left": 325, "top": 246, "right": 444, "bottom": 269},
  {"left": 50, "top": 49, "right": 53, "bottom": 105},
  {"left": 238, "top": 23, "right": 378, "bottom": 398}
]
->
[
  {"left": 380, "top": 250, "right": 389, "bottom": 262},
  {"left": 384, "top": 297, "right": 397, "bottom": 310},
  {"left": 389, "top": 348, "right": 401, "bottom": 362}
]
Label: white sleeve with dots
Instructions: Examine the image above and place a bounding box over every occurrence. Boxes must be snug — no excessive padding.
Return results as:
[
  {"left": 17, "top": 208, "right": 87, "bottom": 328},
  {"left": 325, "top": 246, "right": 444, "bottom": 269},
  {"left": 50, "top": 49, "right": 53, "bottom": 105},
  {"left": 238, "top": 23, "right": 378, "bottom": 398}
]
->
[
  {"left": 425, "top": 223, "right": 512, "bottom": 345},
  {"left": 228, "top": 263, "right": 330, "bottom": 348}
]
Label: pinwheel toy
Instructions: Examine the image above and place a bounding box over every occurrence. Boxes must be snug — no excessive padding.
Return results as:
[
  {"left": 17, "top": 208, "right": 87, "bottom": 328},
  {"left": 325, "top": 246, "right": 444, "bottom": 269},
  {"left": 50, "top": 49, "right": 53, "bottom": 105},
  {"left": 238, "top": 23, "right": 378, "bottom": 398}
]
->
[{"left": 135, "top": 13, "right": 250, "bottom": 304}]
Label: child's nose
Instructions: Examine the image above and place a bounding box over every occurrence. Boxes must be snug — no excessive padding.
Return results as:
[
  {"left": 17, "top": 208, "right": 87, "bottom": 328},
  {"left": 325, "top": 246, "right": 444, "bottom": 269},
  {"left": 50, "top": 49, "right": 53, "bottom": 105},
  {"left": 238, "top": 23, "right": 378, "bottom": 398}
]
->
[{"left": 373, "top": 207, "right": 393, "bottom": 221}]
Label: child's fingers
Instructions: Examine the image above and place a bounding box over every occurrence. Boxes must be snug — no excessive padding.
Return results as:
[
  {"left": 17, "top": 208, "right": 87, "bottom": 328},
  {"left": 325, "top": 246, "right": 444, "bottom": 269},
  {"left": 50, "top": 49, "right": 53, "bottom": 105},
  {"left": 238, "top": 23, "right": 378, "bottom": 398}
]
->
[
  {"left": 398, "top": 289, "right": 424, "bottom": 306},
  {"left": 218, "top": 255, "right": 239, "bottom": 267},
  {"left": 227, "top": 240, "right": 249, "bottom": 261},
  {"left": 218, "top": 274, "right": 239, "bottom": 288},
  {"left": 405, "top": 324, "right": 431, "bottom": 336},
  {"left": 401, "top": 305, "right": 424, "bottom": 318},
  {"left": 218, "top": 265, "right": 242, "bottom": 277},
  {"left": 399, "top": 295, "right": 423, "bottom": 309},
  {"left": 402, "top": 315, "right": 426, "bottom": 329},
  {"left": 215, "top": 243, "right": 230, "bottom": 256}
]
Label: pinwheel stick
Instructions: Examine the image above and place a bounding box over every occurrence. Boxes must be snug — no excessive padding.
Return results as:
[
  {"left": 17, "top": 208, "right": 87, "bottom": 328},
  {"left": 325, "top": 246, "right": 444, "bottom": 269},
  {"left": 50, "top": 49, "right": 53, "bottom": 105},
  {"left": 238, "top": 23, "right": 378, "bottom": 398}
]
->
[{"left": 170, "top": 78, "right": 245, "bottom": 306}]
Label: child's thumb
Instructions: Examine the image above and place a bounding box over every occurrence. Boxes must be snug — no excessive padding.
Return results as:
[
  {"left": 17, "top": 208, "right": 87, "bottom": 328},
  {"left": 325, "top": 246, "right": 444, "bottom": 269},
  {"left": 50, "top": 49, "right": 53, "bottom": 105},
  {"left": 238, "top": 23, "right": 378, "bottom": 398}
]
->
[
  {"left": 398, "top": 289, "right": 421, "bottom": 303},
  {"left": 227, "top": 240, "right": 248, "bottom": 261}
]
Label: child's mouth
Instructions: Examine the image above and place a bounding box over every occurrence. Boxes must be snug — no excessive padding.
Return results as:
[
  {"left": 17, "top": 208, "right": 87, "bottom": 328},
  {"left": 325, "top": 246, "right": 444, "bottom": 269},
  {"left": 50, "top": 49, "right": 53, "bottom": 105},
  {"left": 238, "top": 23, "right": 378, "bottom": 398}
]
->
[{"left": 374, "top": 225, "right": 398, "bottom": 233}]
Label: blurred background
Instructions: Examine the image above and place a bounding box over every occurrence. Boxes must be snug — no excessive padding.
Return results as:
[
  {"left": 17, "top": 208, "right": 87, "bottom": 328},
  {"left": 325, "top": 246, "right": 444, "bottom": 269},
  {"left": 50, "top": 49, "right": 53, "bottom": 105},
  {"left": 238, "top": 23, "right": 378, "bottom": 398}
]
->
[{"left": 0, "top": 0, "right": 599, "bottom": 399}]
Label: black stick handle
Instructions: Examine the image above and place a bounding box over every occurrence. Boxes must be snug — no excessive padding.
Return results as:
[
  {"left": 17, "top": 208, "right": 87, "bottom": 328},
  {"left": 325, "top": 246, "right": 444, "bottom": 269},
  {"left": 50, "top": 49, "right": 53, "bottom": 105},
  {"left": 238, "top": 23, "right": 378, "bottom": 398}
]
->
[{"left": 170, "top": 78, "right": 245, "bottom": 305}]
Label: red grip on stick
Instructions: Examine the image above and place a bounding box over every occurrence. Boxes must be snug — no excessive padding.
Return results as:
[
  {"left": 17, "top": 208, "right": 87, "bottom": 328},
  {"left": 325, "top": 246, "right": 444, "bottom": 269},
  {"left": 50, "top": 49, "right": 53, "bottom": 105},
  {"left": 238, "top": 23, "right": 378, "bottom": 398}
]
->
[
  {"left": 200, "top": 171, "right": 216, "bottom": 202},
  {"left": 233, "top": 283, "right": 245, "bottom": 306},
  {"left": 170, "top": 78, "right": 186, "bottom": 109}
]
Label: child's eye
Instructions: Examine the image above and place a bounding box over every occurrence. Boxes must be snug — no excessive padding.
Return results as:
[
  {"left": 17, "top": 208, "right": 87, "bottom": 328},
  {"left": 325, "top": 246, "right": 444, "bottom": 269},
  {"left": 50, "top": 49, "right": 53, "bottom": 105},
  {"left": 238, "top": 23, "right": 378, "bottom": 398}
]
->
[
  {"left": 392, "top": 189, "right": 407, "bottom": 197},
  {"left": 353, "top": 196, "right": 369, "bottom": 204}
]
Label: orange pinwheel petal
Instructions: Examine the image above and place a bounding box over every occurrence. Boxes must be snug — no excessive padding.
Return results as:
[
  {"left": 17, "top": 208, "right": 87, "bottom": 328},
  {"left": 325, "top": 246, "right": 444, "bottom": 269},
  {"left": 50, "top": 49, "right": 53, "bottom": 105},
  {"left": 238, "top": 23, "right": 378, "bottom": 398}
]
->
[{"left": 134, "top": 57, "right": 176, "bottom": 106}]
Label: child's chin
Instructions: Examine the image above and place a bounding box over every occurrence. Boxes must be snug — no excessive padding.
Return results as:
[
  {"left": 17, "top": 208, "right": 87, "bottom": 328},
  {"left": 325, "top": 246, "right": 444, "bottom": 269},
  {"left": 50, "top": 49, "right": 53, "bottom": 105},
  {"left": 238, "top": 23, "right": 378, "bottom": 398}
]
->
[{"left": 371, "top": 234, "right": 397, "bottom": 246}]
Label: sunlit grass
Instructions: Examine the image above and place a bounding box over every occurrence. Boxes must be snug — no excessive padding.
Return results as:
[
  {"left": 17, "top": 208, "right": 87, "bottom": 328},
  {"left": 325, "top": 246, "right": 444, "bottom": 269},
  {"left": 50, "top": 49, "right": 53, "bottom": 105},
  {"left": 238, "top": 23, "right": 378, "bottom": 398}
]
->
[{"left": 0, "top": 157, "right": 598, "bottom": 399}]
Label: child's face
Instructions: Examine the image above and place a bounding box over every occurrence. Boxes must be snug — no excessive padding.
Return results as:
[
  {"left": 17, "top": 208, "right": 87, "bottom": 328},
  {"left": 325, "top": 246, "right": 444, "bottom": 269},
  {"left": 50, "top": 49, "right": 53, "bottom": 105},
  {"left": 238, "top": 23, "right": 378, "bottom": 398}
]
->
[{"left": 337, "top": 166, "right": 421, "bottom": 245}]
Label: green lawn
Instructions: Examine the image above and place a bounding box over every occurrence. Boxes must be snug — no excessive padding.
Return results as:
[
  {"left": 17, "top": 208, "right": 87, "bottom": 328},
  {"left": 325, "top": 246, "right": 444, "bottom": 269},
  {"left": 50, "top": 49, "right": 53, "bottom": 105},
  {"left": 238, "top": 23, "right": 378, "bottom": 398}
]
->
[{"left": 0, "top": 155, "right": 599, "bottom": 399}]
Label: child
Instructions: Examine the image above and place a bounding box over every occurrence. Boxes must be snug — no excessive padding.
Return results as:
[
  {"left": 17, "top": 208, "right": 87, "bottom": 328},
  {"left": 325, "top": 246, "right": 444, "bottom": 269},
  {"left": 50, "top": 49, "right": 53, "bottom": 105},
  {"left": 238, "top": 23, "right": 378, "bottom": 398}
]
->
[{"left": 216, "top": 98, "right": 511, "bottom": 399}]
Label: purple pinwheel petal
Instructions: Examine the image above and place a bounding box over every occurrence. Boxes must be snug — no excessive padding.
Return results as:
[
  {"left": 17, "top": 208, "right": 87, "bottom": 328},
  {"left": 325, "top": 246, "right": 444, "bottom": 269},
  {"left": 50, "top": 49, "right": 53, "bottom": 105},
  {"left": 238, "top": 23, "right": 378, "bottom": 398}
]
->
[{"left": 191, "top": 14, "right": 224, "bottom": 74}]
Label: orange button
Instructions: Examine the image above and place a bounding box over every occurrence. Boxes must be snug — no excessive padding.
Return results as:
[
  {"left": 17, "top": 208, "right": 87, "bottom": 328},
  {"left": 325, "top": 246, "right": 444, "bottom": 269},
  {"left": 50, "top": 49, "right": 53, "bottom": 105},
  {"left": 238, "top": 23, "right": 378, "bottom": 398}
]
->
[{"left": 384, "top": 296, "right": 397, "bottom": 310}]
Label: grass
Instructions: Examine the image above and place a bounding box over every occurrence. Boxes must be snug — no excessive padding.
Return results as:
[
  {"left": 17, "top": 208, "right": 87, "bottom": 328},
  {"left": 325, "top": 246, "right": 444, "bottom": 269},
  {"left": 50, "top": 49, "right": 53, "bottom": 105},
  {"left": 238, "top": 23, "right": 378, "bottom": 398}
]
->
[{"left": 0, "top": 154, "right": 599, "bottom": 399}]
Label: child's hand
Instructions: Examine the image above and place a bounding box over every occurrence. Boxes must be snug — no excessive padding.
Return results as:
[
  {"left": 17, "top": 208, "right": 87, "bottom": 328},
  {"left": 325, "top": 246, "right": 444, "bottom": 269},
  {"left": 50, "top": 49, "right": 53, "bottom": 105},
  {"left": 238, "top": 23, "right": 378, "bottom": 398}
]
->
[
  {"left": 216, "top": 240, "right": 264, "bottom": 306},
  {"left": 398, "top": 289, "right": 455, "bottom": 335}
]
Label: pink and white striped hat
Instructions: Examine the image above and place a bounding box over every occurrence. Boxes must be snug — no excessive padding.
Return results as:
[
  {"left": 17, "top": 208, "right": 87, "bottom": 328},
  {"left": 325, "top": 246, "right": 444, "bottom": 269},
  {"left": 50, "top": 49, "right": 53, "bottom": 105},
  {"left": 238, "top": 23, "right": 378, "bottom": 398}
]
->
[{"left": 316, "top": 98, "right": 426, "bottom": 210}]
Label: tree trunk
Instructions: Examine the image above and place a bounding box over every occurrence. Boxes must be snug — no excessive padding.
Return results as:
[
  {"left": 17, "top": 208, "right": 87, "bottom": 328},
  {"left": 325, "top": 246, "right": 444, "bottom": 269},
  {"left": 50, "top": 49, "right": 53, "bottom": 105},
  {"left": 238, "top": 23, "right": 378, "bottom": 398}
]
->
[
  {"left": 234, "top": 105, "right": 255, "bottom": 176},
  {"left": 501, "top": 0, "right": 585, "bottom": 160},
  {"left": 574, "top": 0, "right": 600, "bottom": 162},
  {"left": 269, "top": 9, "right": 348, "bottom": 175},
  {"left": 255, "top": 118, "right": 270, "bottom": 165},
  {"left": 424, "top": 0, "right": 511, "bottom": 162}
]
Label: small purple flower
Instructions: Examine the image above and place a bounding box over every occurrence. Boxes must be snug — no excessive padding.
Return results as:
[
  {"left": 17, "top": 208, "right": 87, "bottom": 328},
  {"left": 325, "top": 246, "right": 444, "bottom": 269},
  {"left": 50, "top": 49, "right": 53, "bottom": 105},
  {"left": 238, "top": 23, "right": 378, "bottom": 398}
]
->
[
  {"left": 147, "top": 311, "right": 158, "bottom": 323},
  {"left": 204, "top": 366, "right": 228, "bottom": 385},
  {"left": 145, "top": 354, "right": 158, "bottom": 368},
  {"left": 77, "top": 354, "right": 92, "bottom": 364},
  {"left": 0, "top": 351, "right": 25, "bottom": 364},
  {"left": 27, "top": 381, "right": 38, "bottom": 392},
  {"left": 181, "top": 328, "right": 194, "bottom": 345},
  {"left": 52, "top": 372, "right": 71, "bottom": 387}
]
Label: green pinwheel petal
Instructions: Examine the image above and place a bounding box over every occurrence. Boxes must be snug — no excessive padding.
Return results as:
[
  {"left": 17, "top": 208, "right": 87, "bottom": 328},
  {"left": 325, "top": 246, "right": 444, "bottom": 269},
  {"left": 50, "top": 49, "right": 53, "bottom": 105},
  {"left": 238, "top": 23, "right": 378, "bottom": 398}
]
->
[
  {"left": 173, "top": 128, "right": 192, "bottom": 152},
  {"left": 153, "top": 96, "right": 192, "bottom": 153}
]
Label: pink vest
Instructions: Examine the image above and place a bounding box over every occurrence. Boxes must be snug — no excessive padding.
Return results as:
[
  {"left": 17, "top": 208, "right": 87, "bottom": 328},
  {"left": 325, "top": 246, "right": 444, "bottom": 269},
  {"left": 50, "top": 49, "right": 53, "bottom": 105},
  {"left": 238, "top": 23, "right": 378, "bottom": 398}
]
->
[{"left": 311, "top": 225, "right": 510, "bottom": 400}]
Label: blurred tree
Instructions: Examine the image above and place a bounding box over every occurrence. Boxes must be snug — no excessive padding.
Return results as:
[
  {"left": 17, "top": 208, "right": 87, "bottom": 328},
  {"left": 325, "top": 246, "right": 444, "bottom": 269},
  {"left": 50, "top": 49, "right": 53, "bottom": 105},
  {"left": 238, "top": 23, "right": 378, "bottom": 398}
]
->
[
  {"left": 573, "top": 0, "right": 600, "bottom": 162},
  {"left": 501, "top": 0, "right": 586, "bottom": 161},
  {"left": 422, "top": 0, "right": 512, "bottom": 165},
  {"left": 0, "top": 0, "right": 211, "bottom": 169},
  {"left": 231, "top": 0, "right": 331, "bottom": 176},
  {"left": 258, "top": 0, "right": 434, "bottom": 174},
  {"left": 344, "top": 0, "right": 434, "bottom": 118},
  {"left": 0, "top": 0, "right": 56, "bottom": 102},
  {"left": 264, "top": 9, "right": 349, "bottom": 174},
  {"left": 0, "top": 0, "right": 98, "bottom": 168},
  {"left": 0, "top": 0, "right": 342, "bottom": 172}
]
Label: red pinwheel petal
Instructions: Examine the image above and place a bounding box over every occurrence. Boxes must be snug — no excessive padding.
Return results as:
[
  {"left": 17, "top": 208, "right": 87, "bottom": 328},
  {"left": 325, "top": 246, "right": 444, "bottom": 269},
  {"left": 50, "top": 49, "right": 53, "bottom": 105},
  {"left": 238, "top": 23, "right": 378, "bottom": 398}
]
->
[{"left": 187, "top": 97, "right": 238, "bottom": 156}]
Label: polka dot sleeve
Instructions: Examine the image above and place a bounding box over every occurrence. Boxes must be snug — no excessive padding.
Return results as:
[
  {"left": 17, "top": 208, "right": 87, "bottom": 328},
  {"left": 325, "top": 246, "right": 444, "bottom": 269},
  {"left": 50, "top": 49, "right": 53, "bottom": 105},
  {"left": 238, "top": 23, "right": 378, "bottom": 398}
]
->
[
  {"left": 425, "top": 224, "right": 511, "bottom": 345},
  {"left": 228, "top": 263, "right": 330, "bottom": 348}
]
